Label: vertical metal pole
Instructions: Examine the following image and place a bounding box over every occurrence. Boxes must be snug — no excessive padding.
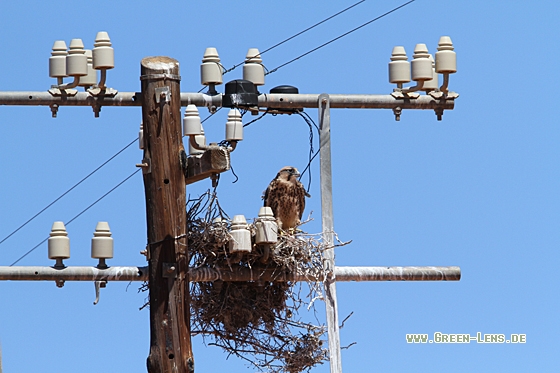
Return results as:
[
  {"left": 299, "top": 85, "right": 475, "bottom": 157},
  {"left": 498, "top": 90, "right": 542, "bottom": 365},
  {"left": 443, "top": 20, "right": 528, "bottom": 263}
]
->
[{"left": 318, "top": 93, "right": 342, "bottom": 373}]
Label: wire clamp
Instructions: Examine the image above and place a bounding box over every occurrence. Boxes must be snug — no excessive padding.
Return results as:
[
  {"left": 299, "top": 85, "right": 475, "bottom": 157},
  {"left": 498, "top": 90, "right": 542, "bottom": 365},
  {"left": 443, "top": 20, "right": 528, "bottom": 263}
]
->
[{"left": 155, "top": 86, "right": 171, "bottom": 104}]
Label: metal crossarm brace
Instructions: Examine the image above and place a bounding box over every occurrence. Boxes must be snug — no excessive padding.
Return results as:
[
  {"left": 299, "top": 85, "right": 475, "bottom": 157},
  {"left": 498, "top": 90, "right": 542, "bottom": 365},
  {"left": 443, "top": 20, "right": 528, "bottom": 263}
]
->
[{"left": 0, "top": 265, "right": 461, "bottom": 282}]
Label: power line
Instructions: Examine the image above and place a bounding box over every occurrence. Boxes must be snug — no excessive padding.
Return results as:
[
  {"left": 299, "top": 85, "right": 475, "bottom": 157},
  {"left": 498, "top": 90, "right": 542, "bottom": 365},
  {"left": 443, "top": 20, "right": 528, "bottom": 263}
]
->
[
  {"left": 5, "top": 105, "right": 215, "bottom": 261},
  {"left": 0, "top": 137, "right": 138, "bottom": 247},
  {"left": 9, "top": 168, "right": 141, "bottom": 266},
  {"left": 222, "top": 0, "right": 366, "bottom": 75},
  {"left": 4, "top": 0, "right": 414, "bottom": 261},
  {"left": 242, "top": 110, "right": 268, "bottom": 127},
  {"left": 201, "top": 107, "right": 222, "bottom": 124},
  {"left": 298, "top": 111, "right": 320, "bottom": 192},
  {"left": 266, "top": 0, "right": 416, "bottom": 75}
]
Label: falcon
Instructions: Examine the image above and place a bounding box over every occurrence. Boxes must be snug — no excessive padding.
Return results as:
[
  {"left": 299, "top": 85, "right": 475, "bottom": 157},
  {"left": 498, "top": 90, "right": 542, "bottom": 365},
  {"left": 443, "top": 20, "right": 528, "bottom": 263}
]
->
[{"left": 263, "top": 166, "right": 309, "bottom": 230}]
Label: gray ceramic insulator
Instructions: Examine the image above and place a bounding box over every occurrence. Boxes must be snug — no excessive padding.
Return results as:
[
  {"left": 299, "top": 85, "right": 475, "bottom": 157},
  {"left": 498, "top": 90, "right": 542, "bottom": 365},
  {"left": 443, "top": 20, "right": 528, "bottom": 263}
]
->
[
  {"left": 183, "top": 104, "right": 202, "bottom": 136},
  {"left": 91, "top": 222, "right": 113, "bottom": 259},
  {"left": 79, "top": 50, "right": 98, "bottom": 87},
  {"left": 411, "top": 44, "right": 432, "bottom": 81},
  {"left": 200, "top": 47, "right": 222, "bottom": 85},
  {"left": 48, "top": 221, "right": 70, "bottom": 259},
  {"left": 92, "top": 31, "right": 114, "bottom": 70},
  {"left": 388, "top": 46, "right": 410, "bottom": 84},
  {"left": 189, "top": 128, "right": 206, "bottom": 156},
  {"left": 435, "top": 36, "right": 456, "bottom": 74},
  {"left": 255, "top": 206, "right": 277, "bottom": 244},
  {"left": 66, "top": 39, "right": 88, "bottom": 77},
  {"left": 139, "top": 123, "right": 144, "bottom": 150},
  {"left": 49, "top": 40, "right": 68, "bottom": 78},
  {"left": 243, "top": 48, "right": 265, "bottom": 86},
  {"left": 229, "top": 215, "right": 252, "bottom": 253},
  {"left": 422, "top": 55, "right": 439, "bottom": 91},
  {"left": 225, "top": 108, "right": 243, "bottom": 141}
]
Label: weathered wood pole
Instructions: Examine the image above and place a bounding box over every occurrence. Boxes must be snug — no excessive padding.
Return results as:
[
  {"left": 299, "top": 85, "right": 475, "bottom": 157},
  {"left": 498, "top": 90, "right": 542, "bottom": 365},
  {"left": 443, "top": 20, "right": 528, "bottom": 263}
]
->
[{"left": 140, "top": 57, "right": 193, "bottom": 373}]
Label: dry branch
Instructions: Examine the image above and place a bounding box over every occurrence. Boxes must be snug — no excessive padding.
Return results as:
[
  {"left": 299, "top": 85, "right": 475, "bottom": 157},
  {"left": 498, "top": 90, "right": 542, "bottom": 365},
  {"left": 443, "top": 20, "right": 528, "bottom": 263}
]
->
[{"left": 187, "top": 191, "right": 333, "bottom": 372}]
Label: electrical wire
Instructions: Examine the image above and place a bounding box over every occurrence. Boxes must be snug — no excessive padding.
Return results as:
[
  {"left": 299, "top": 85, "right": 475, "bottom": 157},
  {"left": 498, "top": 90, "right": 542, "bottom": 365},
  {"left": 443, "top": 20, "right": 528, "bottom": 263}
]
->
[
  {"left": 0, "top": 137, "right": 138, "bottom": 248},
  {"left": 8, "top": 105, "right": 217, "bottom": 263},
  {"left": 9, "top": 168, "right": 141, "bottom": 266},
  {"left": 243, "top": 111, "right": 269, "bottom": 127},
  {"left": 237, "top": 108, "right": 318, "bottom": 192},
  {"left": 266, "top": 0, "right": 416, "bottom": 75},
  {"left": 5, "top": 0, "right": 412, "bottom": 262},
  {"left": 297, "top": 111, "right": 320, "bottom": 192},
  {"left": 222, "top": 0, "right": 366, "bottom": 75},
  {"left": 201, "top": 107, "right": 223, "bottom": 125}
]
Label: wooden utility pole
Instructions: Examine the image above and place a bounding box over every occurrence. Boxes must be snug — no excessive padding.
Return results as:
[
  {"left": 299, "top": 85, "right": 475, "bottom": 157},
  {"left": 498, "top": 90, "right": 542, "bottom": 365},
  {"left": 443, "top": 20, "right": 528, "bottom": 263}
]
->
[{"left": 140, "top": 57, "right": 193, "bottom": 373}]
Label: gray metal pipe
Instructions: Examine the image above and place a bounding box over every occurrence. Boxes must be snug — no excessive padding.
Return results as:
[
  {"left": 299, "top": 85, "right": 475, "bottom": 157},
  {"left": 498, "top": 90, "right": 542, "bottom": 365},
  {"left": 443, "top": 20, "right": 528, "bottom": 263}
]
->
[
  {"left": 0, "top": 91, "right": 140, "bottom": 107},
  {"left": 0, "top": 91, "right": 454, "bottom": 110},
  {"left": 260, "top": 93, "right": 455, "bottom": 110},
  {"left": 0, "top": 265, "right": 460, "bottom": 282},
  {"left": 0, "top": 265, "right": 148, "bottom": 281},
  {"left": 334, "top": 266, "right": 461, "bottom": 281}
]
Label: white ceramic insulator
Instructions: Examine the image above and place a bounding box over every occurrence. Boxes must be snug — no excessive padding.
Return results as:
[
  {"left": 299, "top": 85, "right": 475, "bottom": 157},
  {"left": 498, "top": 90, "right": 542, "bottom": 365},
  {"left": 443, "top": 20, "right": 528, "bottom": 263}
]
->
[
  {"left": 183, "top": 104, "right": 202, "bottom": 136},
  {"left": 243, "top": 48, "right": 265, "bottom": 86},
  {"left": 48, "top": 221, "right": 70, "bottom": 259},
  {"left": 225, "top": 108, "right": 243, "bottom": 141},
  {"left": 255, "top": 206, "right": 278, "bottom": 244},
  {"left": 435, "top": 36, "right": 456, "bottom": 74},
  {"left": 388, "top": 46, "right": 411, "bottom": 84},
  {"left": 79, "top": 49, "right": 98, "bottom": 87},
  {"left": 200, "top": 47, "right": 223, "bottom": 86},
  {"left": 91, "top": 222, "right": 114, "bottom": 259},
  {"left": 139, "top": 123, "right": 144, "bottom": 150},
  {"left": 66, "top": 39, "right": 88, "bottom": 77},
  {"left": 189, "top": 128, "right": 206, "bottom": 156},
  {"left": 258, "top": 206, "right": 274, "bottom": 218},
  {"left": 49, "top": 40, "right": 68, "bottom": 78},
  {"left": 422, "top": 54, "right": 439, "bottom": 91},
  {"left": 229, "top": 215, "right": 252, "bottom": 253},
  {"left": 210, "top": 217, "right": 227, "bottom": 234},
  {"left": 92, "top": 31, "right": 114, "bottom": 70},
  {"left": 411, "top": 44, "right": 432, "bottom": 81}
]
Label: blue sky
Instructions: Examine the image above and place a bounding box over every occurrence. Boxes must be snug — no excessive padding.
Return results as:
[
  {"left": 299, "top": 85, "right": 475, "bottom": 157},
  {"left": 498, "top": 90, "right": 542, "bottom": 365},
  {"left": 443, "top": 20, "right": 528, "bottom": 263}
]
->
[{"left": 1, "top": 0, "right": 558, "bottom": 372}]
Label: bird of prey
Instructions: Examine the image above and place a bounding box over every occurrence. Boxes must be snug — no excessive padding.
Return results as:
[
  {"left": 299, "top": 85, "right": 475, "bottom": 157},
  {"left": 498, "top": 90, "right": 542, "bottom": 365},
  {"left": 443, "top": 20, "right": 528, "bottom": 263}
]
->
[{"left": 263, "top": 166, "right": 310, "bottom": 230}]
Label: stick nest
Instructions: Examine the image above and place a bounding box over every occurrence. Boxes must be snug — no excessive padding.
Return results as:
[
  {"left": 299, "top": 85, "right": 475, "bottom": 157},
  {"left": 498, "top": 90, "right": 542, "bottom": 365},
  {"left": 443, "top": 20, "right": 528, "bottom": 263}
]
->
[{"left": 188, "top": 191, "right": 332, "bottom": 372}]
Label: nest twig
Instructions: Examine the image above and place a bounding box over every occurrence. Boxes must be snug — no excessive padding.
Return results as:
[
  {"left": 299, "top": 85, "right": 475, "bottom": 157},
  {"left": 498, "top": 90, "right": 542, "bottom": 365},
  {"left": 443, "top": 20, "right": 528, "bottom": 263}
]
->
[{"left": 188, "top": 190, "right": 334, "bottom": 372}]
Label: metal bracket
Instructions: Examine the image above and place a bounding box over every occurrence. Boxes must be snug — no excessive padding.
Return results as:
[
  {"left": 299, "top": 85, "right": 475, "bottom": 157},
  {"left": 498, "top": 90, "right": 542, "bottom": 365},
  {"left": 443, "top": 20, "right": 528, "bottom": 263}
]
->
[
  {"left": 429, "top": 90, "right": 459, "bottom": 100},
  {"left": 391, "top": 90, "right": 420, "bottom": 99},
  {"left": 162, "top": 263, "right": 177, "bottom": 279},
  {"left": 87, "top": 87, "right": 119, "bottom": 98},
  {"left": 155, "top": 86, "right": 171, "bottom": 104},
  {"left": 48, "top": 87, "right": 78, "bottom": 97}
]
